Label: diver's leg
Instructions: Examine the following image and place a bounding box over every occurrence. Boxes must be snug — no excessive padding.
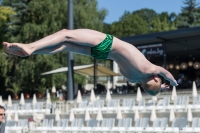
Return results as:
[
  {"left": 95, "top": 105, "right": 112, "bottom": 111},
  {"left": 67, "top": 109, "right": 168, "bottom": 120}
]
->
[
  {"left": 3, "top": 29, "right": 106, "bottom": 57},
  {"left": 33, "top": 42, "right": 91, "bottom": 56},
  {"left": 5, "top": 41, "right": 91, "bottom": 57}
]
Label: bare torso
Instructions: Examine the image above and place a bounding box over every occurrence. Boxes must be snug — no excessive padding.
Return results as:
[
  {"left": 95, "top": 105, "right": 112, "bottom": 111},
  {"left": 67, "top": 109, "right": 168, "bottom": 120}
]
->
[{"left": 108, "top": 37, "right": 155, "bottom": 82}]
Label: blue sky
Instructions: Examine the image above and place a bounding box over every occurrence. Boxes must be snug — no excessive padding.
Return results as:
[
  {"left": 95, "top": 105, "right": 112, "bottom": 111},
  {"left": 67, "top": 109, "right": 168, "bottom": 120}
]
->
[{"left": 97, "top": 0, "right": 200, "bottom": 24}]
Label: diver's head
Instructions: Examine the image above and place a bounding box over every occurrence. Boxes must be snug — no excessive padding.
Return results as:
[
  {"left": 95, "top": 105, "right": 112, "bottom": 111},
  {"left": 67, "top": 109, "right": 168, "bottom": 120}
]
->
[{"left": 140, "top": 75, "right": 161, "bottom": 96}]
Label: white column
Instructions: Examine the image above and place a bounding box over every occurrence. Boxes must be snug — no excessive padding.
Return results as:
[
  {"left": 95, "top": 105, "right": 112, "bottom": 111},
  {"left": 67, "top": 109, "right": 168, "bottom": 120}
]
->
[{"left": 113, "top": 61, "right": 118, "bottom": 89}]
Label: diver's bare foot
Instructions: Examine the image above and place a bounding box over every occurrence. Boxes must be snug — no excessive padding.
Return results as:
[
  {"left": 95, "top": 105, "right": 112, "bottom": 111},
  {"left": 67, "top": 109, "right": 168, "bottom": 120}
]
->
[{"left": 2, "top": 42, "right": 33, "bottom": 57}]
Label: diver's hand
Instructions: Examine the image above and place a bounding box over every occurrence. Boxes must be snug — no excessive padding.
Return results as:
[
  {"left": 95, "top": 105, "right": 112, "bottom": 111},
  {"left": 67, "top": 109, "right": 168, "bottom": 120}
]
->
[
  {"left": 161, "top": 83, "right": 170, "bottom": 91},
  {"left": 170, "top": 80, "right": 178, "bottom": 86},
  {"left": 155, "top": 66, "right": 178, "bottom": 86}
]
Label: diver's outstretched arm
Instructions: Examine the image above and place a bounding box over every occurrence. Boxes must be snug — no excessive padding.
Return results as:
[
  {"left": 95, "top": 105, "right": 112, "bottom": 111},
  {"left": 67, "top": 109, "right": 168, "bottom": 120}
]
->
[{"left": 155, "top": 66, "right": 178, "bottom": 86}]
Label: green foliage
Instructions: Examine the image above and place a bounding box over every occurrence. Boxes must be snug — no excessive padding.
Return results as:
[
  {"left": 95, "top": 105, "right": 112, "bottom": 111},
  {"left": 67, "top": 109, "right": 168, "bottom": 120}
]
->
[
  {"left": 132, "top": 8, "right": 158, "bottom": 25},
  {"left": 0, "top": 6, "right": 15, "bottom": 48},
  {"left": 5, "top": 0, "right": 68, "bottom": 43},
  {"left": 109, "top": 12, "right": 149, "bottom": 37},
  {"left": 0, "top": 53, "right": 10, "bottom": 79},
  {"left": 0, "top": 0, "right": 108, "bottom": 92},
  {"left": 0, "top": 52, "right": 13, "bottom": 96},
  {"left": 177, "top": 0, "right": 200, "bottom": 28},
  {"left": 150, "top": 12, "right": 177, "bottom": 32},
  {"left": 35, "top": 86, "right": 46, "bottom": 95},
  {"left": 0, "top": 6, "right": 15, "bottom": 23},
  {"left": 6, "top": 83, "right": 22, "bottom": 94},
  {"left": 106, "top": 8, "right": 179, "bottom": 37},
  {"left": 102, "top": 23, "right": 111, "bottom": 34},
  {"left": 74, "top": 0, "right": 107, "bottom": 31}
]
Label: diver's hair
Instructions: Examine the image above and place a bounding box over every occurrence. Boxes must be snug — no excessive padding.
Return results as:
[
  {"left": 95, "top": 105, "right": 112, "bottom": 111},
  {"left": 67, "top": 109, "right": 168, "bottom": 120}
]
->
[
  {"left": 143, "top": 77, "right": 161, "bottom": 96},
  {"left": 0, "top": 105, "right": 5, "bottom": 111}
]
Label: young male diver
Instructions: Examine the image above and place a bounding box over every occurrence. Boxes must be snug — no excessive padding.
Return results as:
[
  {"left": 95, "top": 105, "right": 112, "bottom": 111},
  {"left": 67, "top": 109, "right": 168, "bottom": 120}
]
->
[{"left": 3, "top": 29, "right": 178, "bottom": 96}]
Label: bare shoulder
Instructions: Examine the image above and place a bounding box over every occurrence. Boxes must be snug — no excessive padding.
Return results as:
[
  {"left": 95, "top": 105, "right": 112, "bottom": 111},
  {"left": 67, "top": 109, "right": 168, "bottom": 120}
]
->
[
  {"left": 146, "top": 65, "right": 160, "bottom": 74},
  {"left": 151, "top": 65, "right": 169, "bottom": 75}
]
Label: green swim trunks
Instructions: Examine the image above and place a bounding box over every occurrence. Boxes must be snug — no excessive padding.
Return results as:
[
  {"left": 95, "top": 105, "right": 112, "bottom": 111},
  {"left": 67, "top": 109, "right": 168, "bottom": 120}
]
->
[{"left": 91, "top": 34, "right": 113, "bottom": 60}]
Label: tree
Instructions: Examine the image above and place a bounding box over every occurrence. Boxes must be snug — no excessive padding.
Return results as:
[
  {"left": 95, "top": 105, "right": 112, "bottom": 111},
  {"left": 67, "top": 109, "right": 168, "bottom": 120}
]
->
[
  {"left": 3, "top": 0, "right": 29, "bottom": 42},
  {"left": 5, "top": 0, "right": 68, "bottom": 43},
  {"left": 102, "top": 23, "right": 111, "bottom": 34},
  {"left": 0, "top": 5, "right": 15, "bottom": 49},
  {"left": 0, "top": 53, "right": 13, "bottom": 97},
  {"left": 74, "top": 0, "right": 107, "bottom": 31},
  {"left": 132, "top": 9, "right": 177, "bottom": 33},
  {"left": 1, "top": 0, "right": 108, "bottom": 92},
  {"left": 150, "top": 12, "right": 177, "bottom": 32},
  {"left": 159, "top": 12, "right": 177, "bottom": 23},
  {"left": 0, "top": 5, "right": 15, "bottom": 97},
  {"left": 133, "top": 8, "right": 158, "bottom": 25},
  {"left": 177, "top": 0, "right": 200, "bottom": 28},
  {"left": 109, "top": 12, "right": 149, "bottom": 37}
]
